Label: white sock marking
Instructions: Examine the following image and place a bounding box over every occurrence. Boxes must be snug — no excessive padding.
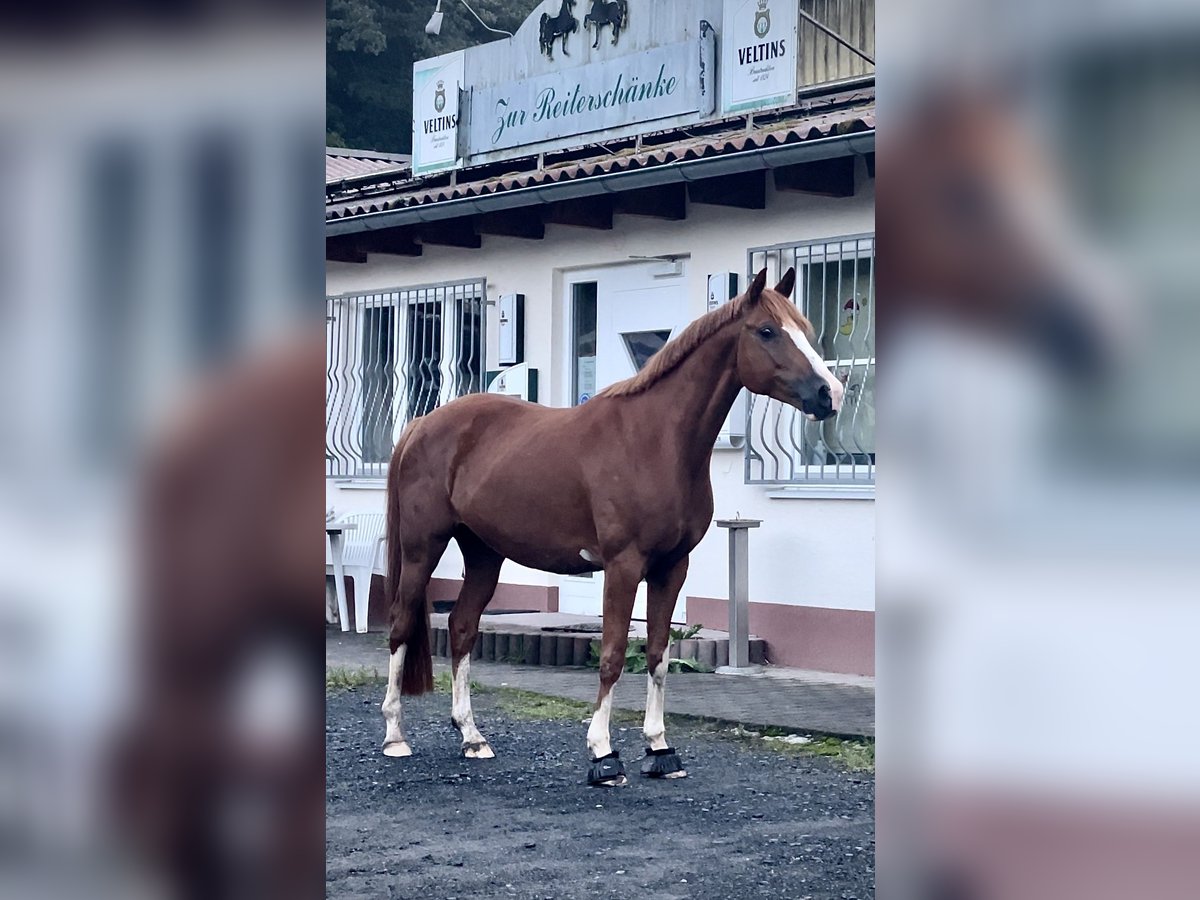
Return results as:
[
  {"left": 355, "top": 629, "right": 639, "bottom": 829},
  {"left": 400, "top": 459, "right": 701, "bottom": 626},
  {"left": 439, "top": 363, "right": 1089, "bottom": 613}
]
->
[
  {"left": 381, "top": 645, "right": 411, "bottom": 756},
  {"left": 452, "top": 657, "right": 493, "bottom": 757},
  {"left": 783, "top": 323, "right": 844, "bottom": 411},
  {"left": 587, "top": 690, "right": 615, "bottom": 759},
  {"left": 643, "top": 660, "right": 669, "bottom": 751}
]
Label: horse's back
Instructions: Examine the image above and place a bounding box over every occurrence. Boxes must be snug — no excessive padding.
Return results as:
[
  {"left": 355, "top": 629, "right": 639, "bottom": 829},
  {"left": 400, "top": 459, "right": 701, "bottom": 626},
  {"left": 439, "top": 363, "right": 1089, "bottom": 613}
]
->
[{"left": 394, "top": 393, "right": 564, "bottom": 476}]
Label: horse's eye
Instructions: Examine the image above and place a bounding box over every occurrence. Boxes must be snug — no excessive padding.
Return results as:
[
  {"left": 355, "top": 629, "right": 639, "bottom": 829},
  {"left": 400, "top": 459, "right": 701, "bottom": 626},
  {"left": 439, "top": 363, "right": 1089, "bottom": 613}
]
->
[{"left": 758, "top": 326, "right": 776, "bottom": 340}]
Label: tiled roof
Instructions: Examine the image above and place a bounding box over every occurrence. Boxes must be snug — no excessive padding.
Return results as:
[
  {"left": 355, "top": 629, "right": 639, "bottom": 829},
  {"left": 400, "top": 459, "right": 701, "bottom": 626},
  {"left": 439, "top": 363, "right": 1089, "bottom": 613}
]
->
[
  {"left": 326, "top": 92, "right": 874, "bottom": 223},
  {"left": 325, "top": 148, "right": 411, "bottom": 186}
]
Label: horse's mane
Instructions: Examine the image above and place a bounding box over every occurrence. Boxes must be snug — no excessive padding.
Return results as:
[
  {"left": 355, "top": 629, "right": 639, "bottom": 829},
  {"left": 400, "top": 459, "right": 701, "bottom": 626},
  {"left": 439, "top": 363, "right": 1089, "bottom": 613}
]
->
[{"left": 600, "top": 287, "right": 807, "bottom": 398}]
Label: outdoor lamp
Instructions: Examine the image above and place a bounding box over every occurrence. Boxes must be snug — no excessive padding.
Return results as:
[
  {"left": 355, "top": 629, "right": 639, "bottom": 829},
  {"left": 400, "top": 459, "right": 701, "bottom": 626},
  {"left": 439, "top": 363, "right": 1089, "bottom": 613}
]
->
[
  {"left": 424, "top": 0, "right": 444, "bottom": 35},
  {"left": 424, "top": 0, "right": 514, "bottom": 38}
]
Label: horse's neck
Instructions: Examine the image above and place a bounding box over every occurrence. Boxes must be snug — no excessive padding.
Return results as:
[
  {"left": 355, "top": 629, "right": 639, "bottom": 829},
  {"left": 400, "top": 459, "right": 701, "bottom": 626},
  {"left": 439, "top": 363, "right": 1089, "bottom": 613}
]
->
[{"left": 627, "top": 322, "right": 743, "bottom": 470}]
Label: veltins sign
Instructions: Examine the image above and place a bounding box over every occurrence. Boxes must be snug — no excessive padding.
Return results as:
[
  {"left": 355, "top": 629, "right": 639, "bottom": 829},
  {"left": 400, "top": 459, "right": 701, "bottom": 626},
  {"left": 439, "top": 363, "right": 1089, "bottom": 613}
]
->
[
  {"left": 721, "top": 0, "right": 798, "bottom": 114},
  {"left": 412, "top": 50, "right": 464, "bottom": 176},
  {"left": 466, "top": 37, "right": 709, "bottom": 156}
]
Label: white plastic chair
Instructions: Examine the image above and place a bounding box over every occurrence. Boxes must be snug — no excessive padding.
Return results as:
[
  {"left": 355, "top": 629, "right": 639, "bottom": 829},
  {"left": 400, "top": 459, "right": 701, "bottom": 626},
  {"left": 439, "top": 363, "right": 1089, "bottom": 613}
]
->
[{"left": 326, "top": 513, "right": 387, "bottom": 633}]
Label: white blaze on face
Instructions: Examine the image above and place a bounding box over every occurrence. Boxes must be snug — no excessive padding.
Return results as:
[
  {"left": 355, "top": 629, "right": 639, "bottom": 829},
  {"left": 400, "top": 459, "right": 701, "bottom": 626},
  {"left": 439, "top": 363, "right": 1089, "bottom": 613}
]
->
[
  {"left": 783, "top": 322, "right": 844, "bottom": 414},
  {"left": 642, "top": 659, "right": 669, "bottom": 751},
  {"left": 587, "top": 690, "right": 615, "bottom": 759}
]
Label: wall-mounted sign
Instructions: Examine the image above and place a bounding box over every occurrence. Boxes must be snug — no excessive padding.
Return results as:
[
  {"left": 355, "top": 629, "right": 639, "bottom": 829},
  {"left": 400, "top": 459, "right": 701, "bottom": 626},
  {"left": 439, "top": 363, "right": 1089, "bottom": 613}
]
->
[
  {"left": 487, "top": 363, "right": 539, "bottom": 403},
  {"left": 721, "top": 0, "right": 798, "bottom": 115},
  {"left": 412, "top": 50, "right": 464, "bottom": 176},
  {"left": 466, "top": 36, "right": 709, "bottom": 157},
  {"left": 409, "top": 1, "right": 847, "bottom": 172}
]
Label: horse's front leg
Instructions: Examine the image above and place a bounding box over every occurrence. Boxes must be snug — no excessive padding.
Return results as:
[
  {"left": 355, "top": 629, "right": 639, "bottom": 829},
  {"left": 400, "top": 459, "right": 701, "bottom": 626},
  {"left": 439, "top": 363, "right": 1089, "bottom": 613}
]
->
[
  {"left": 640, "top": 555, "right": 689, "bottom": 779},
  {"left": 586, "top": 554, "right": 641, "bottom": 786}
]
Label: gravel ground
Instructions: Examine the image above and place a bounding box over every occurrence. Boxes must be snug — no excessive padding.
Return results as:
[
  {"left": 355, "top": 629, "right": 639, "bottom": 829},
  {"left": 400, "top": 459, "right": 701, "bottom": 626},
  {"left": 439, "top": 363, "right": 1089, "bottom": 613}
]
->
[{"left": 327, "top": 686, "right": 874, "bottom": 899}]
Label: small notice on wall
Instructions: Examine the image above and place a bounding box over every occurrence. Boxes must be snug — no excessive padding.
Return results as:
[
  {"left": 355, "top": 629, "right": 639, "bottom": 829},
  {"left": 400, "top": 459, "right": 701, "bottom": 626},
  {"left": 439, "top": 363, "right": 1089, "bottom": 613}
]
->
[
  {"left": 412, "top": 50, "right": 465, "bottom": 176},
  {"left": 576, "top": 356, "right": 596, "bottom": 404},
  {"left": 721, "top": 0, "right": 798, "bottom": 115}
]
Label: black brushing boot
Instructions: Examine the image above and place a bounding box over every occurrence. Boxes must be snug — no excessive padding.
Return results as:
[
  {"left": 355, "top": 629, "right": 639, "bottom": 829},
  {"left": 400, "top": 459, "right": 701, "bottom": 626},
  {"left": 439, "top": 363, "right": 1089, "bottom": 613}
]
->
[
  {"left": 586, "top": 750, "right": 627, "bottom": 786},
  {"left": 640, "top": 747, "right": 687, "bottom": 778}
]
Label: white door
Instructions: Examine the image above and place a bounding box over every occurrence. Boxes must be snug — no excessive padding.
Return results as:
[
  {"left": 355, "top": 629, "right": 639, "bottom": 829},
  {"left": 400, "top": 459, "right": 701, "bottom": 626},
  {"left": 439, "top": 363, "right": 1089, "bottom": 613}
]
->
[{"left": 558, "top": 263, "right": 688, "bottom": 618}]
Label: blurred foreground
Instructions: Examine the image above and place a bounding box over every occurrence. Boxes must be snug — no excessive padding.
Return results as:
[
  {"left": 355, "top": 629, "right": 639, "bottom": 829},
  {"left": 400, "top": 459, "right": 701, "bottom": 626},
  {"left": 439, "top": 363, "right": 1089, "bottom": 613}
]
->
[
  {"left": 0, "top": 6, "right": 325, "bottom": 900},
  {"left": 1, "top": 2, "right": 1199, "bottom": 898},
  {"left": 879, "top": 2, "right": 1200, "bottom": 898}
]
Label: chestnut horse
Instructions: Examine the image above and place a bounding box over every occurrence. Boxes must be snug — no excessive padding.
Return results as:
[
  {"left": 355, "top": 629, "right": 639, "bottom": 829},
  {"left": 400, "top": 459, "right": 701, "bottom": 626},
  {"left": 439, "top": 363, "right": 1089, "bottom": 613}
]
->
[{"left": 380, "top": 267, "right": 842, "bottom": 785}]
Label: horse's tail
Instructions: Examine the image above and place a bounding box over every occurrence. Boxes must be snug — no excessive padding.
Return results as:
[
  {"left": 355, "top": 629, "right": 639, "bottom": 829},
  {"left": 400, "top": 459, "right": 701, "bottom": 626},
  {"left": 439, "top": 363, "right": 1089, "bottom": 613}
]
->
[{"left": 385, "top": 423, "right": 434, "bottom": 695}]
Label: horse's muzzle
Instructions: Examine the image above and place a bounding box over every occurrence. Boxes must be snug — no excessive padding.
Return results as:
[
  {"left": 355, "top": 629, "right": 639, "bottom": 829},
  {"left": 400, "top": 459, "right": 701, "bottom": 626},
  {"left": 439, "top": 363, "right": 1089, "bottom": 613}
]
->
[{"left": 799, "top": 382, "right": 837, "bottom": 420}]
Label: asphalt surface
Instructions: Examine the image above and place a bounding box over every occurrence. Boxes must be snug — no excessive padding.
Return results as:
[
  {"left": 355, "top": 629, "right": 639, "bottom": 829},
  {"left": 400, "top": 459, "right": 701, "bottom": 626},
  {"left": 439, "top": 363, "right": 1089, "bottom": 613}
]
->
[{"left": 327, "top": 687, "right": 875, "bottom": 899}]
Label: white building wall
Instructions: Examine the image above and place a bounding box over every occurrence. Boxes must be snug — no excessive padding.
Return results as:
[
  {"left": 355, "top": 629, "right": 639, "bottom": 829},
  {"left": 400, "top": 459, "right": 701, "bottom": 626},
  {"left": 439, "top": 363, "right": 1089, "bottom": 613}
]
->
[{"left": 327, "top": 167, "right": 874, "bottom": 614}]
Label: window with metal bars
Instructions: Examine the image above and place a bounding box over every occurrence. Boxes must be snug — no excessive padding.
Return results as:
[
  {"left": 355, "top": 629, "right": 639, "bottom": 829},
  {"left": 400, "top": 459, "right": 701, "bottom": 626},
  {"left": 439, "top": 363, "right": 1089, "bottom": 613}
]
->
[
  {"left": 326, "top": 279, "right": 486, "bottom": 478},
  {"left": 746, "top": 235, "right": 875, "bottom": 486}
]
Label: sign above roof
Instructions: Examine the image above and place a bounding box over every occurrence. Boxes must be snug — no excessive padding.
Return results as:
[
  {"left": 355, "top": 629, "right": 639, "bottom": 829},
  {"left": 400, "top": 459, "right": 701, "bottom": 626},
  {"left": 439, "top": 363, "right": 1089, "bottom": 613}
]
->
[
  {"left": 722, "top": 0, "right": 798, "bottom": 115},
  {"left": 468, "top": 34, "right": 714, "bottom": 156},
  {"left": 412, "top": 0, "right": 870, "bottom": 175}
]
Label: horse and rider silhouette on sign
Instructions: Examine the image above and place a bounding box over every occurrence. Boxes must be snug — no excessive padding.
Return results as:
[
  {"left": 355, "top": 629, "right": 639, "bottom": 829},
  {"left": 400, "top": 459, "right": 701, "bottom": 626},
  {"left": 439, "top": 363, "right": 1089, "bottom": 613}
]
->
[{"left": 539, "top": 0, "right": 629, "bottom": 60}]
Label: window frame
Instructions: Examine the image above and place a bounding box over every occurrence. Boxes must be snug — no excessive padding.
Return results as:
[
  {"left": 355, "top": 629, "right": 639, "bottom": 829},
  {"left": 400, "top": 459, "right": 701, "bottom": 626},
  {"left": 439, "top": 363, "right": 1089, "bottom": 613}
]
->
[
  {"left": 745, "top": 234, "right": 876, "bottom": 492},
  {"left": 326, "top": 277, "right": 486, "bottom": 480}
]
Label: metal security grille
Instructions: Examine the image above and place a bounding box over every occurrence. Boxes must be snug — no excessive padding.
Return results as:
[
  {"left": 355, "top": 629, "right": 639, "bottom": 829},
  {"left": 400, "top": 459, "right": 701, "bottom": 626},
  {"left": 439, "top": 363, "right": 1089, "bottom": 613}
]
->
[
  {"left": 326, "top": 279, "right": 485, "bottom": 478},
  {"left": 746, "top": 235, "right": 875, "bottom": 485}
]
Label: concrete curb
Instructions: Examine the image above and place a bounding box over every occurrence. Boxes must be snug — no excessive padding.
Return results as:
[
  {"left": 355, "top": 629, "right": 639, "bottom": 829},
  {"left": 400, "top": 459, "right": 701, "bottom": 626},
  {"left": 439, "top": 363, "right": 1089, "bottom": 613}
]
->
[{"left": 429, "top": 624, "right": 766, "bottom": 668}]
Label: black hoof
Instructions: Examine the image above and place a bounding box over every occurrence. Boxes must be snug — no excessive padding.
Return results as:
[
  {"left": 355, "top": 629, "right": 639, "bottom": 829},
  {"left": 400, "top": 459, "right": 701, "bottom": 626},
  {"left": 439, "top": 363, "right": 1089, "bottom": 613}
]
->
[
  {"left": 640, "top": 747, "right": 687, "bottom": 779},
  {"left": 586, "top": 751, "right": 627, "bottom": 786}
]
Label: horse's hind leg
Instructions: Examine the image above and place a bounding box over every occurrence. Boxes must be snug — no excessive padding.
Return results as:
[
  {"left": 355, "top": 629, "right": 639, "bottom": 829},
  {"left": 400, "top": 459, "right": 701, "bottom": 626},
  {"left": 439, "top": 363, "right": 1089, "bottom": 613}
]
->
[
  {"left": 640, "top": 556, "right": 689, "bottom": 779},
  {"left": 448, "top": 529, "right": 503, "bottom": 759},
  {"left": 381, "top": 533, "right": 449, "bottom": 757}
]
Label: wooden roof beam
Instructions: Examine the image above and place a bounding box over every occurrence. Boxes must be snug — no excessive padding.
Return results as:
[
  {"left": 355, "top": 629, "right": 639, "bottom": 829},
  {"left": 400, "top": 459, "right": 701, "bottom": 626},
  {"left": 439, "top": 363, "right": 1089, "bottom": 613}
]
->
[{"left": 687, "top": 170, "right": 767, "bottom": 209}]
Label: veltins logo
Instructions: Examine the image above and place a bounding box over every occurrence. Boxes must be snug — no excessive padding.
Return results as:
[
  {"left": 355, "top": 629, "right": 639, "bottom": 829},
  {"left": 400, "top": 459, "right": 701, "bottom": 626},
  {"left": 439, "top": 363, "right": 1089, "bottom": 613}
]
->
[
  {"left": 434, "top": 80, "right": 446, "bottom": 113},
  {"left": 754, "top": 0, "right": 771, "bottom": 39}
]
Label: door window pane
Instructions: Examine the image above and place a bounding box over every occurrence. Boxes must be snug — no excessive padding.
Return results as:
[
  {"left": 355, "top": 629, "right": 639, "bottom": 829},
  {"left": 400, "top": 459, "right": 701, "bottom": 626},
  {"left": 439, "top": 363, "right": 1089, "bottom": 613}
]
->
[
  {"left": 572, "top": 282, "right": 597, "bottom": 404},
  {"left": 621, "top": 329, "right": 672, "bottom": 371}
]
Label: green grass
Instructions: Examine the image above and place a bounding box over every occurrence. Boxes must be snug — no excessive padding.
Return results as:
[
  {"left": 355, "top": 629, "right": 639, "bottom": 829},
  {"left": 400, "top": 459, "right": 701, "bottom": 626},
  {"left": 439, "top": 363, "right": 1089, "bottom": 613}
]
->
[
  {"left": 325, "top": 666, "right": 383, "bottom": 692},
  {"left": 325, "top": 666, "right": 481, "bottom": 695},
  {"left": 800, "top": 736, "right": 875, "bottom": 771},
  {"left": 495, "top": 688, "right": 593, "bottom": 721},
  {"left": 721, "top": 724, "right": 875, "bottom": 771}
]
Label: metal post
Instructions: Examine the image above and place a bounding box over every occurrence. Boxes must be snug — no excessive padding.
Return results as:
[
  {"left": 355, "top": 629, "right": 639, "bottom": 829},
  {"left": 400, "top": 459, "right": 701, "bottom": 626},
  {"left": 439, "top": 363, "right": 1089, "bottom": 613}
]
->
[{"left": 715, "top": 518, "right": 761, "bottom": 674}]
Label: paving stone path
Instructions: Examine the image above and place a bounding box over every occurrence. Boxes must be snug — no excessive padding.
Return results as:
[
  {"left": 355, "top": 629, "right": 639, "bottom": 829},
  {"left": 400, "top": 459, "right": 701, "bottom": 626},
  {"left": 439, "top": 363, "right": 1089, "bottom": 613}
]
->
[{"left": 328, "top": 631, "right": 874, "bottom": 738}]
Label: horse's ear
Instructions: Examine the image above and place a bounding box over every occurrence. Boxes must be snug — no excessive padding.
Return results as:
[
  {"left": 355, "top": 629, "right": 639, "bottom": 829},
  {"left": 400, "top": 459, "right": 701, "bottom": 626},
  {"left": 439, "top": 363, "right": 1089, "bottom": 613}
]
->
[
  {"left": 747, "top": 268, "right": 768, "bottom": 305},
  {"left": 775, "top": 267, "right": 796, "bottom": 299}
]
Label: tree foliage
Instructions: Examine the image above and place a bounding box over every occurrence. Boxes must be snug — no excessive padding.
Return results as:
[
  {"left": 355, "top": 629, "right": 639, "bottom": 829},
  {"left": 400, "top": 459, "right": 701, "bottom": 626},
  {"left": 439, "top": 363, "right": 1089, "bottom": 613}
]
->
[{"left": 327, "top": 0, "right": 540, "bottom": 151}]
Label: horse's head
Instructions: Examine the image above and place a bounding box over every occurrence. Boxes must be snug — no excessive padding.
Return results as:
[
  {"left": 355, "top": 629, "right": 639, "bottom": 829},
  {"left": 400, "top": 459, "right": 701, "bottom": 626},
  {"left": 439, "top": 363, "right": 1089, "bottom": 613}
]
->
[
  {"left": 736, "top": 267, "right": 844, "bottom": 421},
  {"left": 883, "top": 88, "right": 1123, "bottom": 379}
]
